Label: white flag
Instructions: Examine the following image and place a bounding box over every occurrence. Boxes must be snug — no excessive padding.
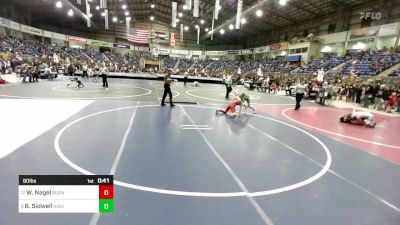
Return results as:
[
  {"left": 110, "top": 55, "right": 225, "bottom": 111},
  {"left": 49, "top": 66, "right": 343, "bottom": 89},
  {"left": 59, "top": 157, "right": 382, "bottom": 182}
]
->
[{"left": 235, "top": 0, "right": 243, "bottom": 29}]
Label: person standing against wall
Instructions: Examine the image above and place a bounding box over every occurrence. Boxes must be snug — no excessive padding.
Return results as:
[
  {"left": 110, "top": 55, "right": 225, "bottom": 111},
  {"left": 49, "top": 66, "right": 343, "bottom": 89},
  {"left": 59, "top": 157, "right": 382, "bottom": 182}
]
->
[
  {"left": 161, "top": 70, "right": 175, "bottom": 107},
  {"left": 295, "top": 80, "right": 308, "bottom": 110}
]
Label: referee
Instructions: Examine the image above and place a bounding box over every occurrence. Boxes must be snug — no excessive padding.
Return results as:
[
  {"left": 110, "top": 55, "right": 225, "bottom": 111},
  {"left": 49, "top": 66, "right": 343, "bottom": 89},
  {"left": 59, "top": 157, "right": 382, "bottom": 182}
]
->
[
  {"left": 161, "top": 70, "right": 175, "bottom": 107},
  {"left": 295, "top": 80, "right": 308, "bottom": 110}
]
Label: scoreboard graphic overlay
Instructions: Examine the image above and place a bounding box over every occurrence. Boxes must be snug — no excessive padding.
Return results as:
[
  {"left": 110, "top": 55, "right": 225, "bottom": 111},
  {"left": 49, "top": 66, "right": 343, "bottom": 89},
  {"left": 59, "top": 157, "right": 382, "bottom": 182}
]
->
[{"left": 19, "top": 175, "right": 114, "bottom": 213}]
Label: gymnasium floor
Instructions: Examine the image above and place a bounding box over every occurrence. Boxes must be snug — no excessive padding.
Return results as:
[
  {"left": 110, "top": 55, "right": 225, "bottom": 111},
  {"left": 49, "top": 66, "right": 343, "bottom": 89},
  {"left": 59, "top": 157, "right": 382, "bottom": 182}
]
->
[{"left": 0, "top": 76, "right": 399, "bottom": 225}]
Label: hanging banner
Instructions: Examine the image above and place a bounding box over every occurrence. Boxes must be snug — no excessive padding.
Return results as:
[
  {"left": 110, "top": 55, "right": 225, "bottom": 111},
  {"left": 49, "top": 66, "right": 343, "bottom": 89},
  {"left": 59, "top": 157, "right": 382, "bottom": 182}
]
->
[
  {"left": 85, "top": 0, "right": 91, "bottom": 27},
  {"left": 89, "top": 39, "right": 112, "bottom": 47},
  {"left": 227, "top": 50, "right": 239, "bottom": 55},
  {"left": 43, "top": 30, "right": 53, "bottom": 38},
  {"left": 180, "top": 24, "right": 183, "bottom": 42},
  {"left": 235, "top": 0, "right": 243, "bottom": 29},
  {"left": 105, "top": 9, "right": 109, "bottom": 29},
  {"left": 206, "top": 51, "right": 224, "bottom": 56},
  {"left": 270, "top": 42, "right": 288, "bottom": 51},
  {"left": 113, "top": 43, "right": 130, "bottom": 49},
  {"left": 171, "top": 49, "right": 189, "bottom": 55},
  {"left": 193, "top": 0, "right": 199, "bottom": 17},
  {"left": 100, "top": 0, "right": 107, "bottom": 9},
  {"left": 158, "top": 48, "right": 170, "bottom": 55},
  {"left": 0, "top": 17, "right": 11, "bottom": 28},
  {"left": 53, "top": 32, "right": 67, "bottom": 41},
  {"left": 185, "top": 0, "right": 192, "bottom": 10},
  {"left": 349, "top": 27, "right": 379, "bottom": 40},
  {"left": 171, "top": 2, "right": 177, "bottom": 27},
  {"left": 254, "top": 46, "right": 269, "bottom": 53},
  {"left": 68, "top": 36, "right": 88, "bottom": 44},
  {"left": 240, "top": 49, "right": 254, "bottom": 55},
  {"left": 378, "top": 23, "right": 399, "bottom": 37},
  {"left": 10, "top": 21, "right": 20, "bottom": 30},
  {"left": 20, "top": 25, "right": 43, "bottom": 36},
  {"left": 191, "top": 50, "right": 202, "bottom": 55},
  {"left": 197, "top": 27, "right": 200, "bottom": 44},
  {"left": 215, "top": 0, "right": 220, "bottom": 20}
]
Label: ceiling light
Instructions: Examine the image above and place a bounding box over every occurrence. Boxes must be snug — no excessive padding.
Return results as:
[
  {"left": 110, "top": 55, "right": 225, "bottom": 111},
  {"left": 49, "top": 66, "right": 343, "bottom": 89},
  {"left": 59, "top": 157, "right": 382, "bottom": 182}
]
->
[
  {"left": 241, "top": 18, "right": 246, "bottom": 24},
  {"left": 126, "top": 16, "right": 131, "bottom": 21},
  {"left": 183, "top": 5, "right": 187, "bottom": 10},
  {"left": 88, "top": 13, "right": 93, "bottom": 18},
  {"left": 95, "top": 5, "right": 100, "bottom": 10},
  {"left": 256, "top": 10, "right": 263, "bottom": 17},
  {"left": 229, "top": 24, "right": 234, "bottom": 30},
  {"left": 101, "top": 12, "right": 105, "bottom": 16},
  {"left": 184, "top": 25, "right": 189, "bottom": 31},
  {"left": 151, "top": 4, "right": 155, "bottom": 8},
  {"left": 200, "top": 19, "right": 204, "bottom": 24},
  {"left": 122, "top": 4, "right": 127, "bottom": 9},
  {"left": 56, "top": 1, "right": 62, "bottom": 8},
  {"left": 176, "top": 18, "right": 180, "bottom": 23},
  {"left": 205, "top": 28, "right": 209, "bottom": 32},
  {"left": 125, "top": 11, "right": 129, "bottom": 16},
  {"left": 67, "top": 9, "right": 73, "bottom": 16},
  {"left": 217, "top": 5, "right": 221, "bottom": 10},
  {"left": 220, "top": 29, "right": 225, "bottom": 34},
  {"left": 195, "top": 25, "right": 199, "bottom": 28},
  {"left": 112, "top": 17, "right": 118, "bottom": 22},
  {"left": 150, "top": 16, "right": 154, "bottom": 21},
  {"left": 178, "top": 12, "right": 183, "bottom": 17},
  {"left": 279, "top": 0, "right": 287, "bottom": 6}
]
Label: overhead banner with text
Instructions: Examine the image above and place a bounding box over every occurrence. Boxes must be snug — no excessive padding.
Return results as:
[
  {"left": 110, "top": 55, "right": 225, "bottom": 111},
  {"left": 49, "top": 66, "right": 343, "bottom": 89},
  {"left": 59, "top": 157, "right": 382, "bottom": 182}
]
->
[{"left": 20, "top": 25, "right": 42, "bottom": 36}]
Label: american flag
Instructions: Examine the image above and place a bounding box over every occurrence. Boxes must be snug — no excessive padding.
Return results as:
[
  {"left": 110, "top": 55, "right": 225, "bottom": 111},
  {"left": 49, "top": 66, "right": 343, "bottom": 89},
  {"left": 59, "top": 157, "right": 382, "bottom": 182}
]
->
[{"left": 127, "top": 27, "right": 149, "bottom": 44}]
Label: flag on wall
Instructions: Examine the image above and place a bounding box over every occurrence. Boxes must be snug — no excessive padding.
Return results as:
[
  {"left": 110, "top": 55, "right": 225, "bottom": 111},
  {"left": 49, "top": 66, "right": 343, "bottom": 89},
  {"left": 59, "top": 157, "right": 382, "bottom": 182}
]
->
[
  {"left": 168, "top": 33, "right": 176, "bottom": 47},
  {"left": 127, "top": 27, "right": 149, "bottom": 44}
]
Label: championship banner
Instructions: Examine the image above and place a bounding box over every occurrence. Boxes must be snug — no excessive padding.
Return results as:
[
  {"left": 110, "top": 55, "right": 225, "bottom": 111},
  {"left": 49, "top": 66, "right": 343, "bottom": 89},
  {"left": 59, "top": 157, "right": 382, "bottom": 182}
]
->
[{"left": 180, "top": 24, "right": 183, "bottom": 42}]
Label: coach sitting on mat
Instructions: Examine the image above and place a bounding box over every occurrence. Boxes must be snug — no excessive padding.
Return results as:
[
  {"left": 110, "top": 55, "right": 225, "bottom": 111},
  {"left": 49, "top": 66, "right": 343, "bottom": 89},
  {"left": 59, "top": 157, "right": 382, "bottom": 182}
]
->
[
  {"left": 340, "top": 111, "right": 376, "bottom": 128},
  {"left": 161, "top": 70, "right": 175, "bottom": 107},
  {"left": 100, "top": 66, "right": 109, "bottom": 88}
]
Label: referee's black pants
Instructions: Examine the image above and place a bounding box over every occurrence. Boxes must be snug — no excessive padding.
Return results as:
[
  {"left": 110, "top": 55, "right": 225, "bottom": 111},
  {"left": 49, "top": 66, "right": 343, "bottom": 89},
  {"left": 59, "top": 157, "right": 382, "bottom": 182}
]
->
[
  {"left": 295, "top": 93, "right": 304, "bottom": 110},
  {"left": 102, "top": 74, "right": 108, "bottom": 87},
  {"left": 161, "top": 84, "right": 173, "bottom": 105},
  {"left": 225, "top": 85, "right": 232, "bottom": 98}
]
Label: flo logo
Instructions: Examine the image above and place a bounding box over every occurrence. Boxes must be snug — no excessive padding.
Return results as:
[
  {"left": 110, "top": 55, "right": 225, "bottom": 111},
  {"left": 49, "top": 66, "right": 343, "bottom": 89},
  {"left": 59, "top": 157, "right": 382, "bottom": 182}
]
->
[{"left": 360, "top": 12, "right": 382, "bottom": 20}]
